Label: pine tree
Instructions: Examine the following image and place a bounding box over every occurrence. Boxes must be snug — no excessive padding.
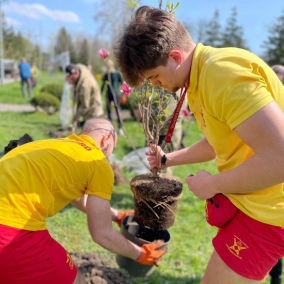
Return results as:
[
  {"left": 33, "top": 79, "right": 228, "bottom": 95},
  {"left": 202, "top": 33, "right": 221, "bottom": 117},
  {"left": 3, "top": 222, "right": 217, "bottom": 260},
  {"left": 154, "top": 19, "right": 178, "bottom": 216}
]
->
[
  {"left": 54, "top": 27, "right": 77, "bottom": 63},
  {"left": 204, "top": 10, "right": 222, "bottom": 47},
  {"left": 262, "top": 10, "right": 284, "bottom": 65},
  {"left": 220, "top": 7, "right": 249, "bottom": 50},
  {"left": 78, "top": 39, "right": 89, "bottom": 65}
]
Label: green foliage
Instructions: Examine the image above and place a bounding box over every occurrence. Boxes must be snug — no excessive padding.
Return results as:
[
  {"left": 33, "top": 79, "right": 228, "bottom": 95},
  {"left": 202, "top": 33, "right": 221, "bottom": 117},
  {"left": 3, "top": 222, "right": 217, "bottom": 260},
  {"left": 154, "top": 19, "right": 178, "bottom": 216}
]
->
[
  {"left": 262, "top": 9, "right": 284, "bottom": 65},
  {"left": 40, "top": 83, "right": 64, "bottom": 100},
  {"left": 2, "top": 12, "right": 39, "bottom": 63},
  {"left": 0, "top": 111, "right": 61, "bottom": 152},
  {"left": 220, "top": 7, "right": 248, "bottom": 50},
  {"left": 204, "top": 10, "right": 222, "bottom": 47},
  {"left": 165, "top": 1, "right": 180, "bottom": 14},
  {"left": 54, "top": 27, "right": 77, "bottom": 63},
  {"left": 78, "top": 39, "right": 90, "bottom": 65},
  {"left": 31, "top": 92, "right": 60, "bottom": 114},
  {"left": 0, "top": 72, "right": 65, "bottom": 105}
]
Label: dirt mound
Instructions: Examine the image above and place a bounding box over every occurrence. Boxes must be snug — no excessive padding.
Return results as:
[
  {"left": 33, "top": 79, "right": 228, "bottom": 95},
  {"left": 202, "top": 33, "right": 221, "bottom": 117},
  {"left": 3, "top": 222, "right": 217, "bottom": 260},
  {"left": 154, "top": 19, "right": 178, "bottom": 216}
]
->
[{"left": 71, "top": 252, "right": 133, "bottom": 284}]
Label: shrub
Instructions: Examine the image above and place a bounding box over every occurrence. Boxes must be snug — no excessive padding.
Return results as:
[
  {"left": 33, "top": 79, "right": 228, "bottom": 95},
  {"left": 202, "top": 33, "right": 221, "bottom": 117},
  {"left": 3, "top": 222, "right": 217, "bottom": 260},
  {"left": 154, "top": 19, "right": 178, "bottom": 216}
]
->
[
  {"left": 40, "top": 83, "right": 63, "bottom": 100},
  {"left": 31, "top": 92, "right": 61, "bottom": 115}
]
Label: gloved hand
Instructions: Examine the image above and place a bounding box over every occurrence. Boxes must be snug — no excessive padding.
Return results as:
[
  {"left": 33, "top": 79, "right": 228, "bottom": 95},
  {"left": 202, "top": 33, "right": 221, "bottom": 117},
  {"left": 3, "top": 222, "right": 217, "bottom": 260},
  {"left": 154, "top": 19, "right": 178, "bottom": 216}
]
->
[
  {"left": 115, "top": 210, "right": 134, "bottom": 227},
  {"left": 137, "top": 240, "right": 167, "bottom": 266}
]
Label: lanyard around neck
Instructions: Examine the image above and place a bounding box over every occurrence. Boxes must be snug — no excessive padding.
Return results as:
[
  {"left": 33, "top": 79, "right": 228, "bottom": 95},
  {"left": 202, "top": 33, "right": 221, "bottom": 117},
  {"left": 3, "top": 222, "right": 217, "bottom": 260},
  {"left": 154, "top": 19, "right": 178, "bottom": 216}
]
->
[{"left": 164, "top": 73, "right": 191, "bottom": 144}]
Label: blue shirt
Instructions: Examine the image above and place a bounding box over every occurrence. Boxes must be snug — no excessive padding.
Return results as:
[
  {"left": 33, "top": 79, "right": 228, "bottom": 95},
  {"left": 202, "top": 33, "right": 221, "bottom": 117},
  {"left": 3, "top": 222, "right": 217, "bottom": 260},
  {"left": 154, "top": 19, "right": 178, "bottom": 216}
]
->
[{"left": 19, "top": 62, "right": 31, "bottom": 79}]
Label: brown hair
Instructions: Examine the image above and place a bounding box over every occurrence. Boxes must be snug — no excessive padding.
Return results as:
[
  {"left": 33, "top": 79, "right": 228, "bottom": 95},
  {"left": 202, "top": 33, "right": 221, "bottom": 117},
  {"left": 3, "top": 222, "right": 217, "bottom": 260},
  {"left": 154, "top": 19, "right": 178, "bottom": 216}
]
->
[{"left": 114, "top": 6, "right": 192, "bottom": 87}]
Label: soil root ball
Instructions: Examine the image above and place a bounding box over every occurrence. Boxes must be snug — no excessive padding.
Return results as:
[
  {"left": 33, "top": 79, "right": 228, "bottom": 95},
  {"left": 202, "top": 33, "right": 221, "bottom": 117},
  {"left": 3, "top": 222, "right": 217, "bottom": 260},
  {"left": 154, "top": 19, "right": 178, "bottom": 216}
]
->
[{"left": 130, "top": 173, "right": 183, "bottom": 230}]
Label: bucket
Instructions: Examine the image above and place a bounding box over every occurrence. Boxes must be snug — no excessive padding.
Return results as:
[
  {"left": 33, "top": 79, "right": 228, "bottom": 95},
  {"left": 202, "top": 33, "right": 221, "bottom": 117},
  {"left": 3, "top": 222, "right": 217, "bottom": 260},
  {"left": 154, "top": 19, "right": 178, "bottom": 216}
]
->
[{"left": 116, "top": 214, "right": 170, "bottom": 277}]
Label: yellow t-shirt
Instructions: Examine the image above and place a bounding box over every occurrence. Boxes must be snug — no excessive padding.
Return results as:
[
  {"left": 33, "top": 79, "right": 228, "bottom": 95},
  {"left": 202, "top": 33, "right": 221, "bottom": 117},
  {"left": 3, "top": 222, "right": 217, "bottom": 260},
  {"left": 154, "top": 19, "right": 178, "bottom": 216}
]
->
[
  {"left": 0, "top": 134, "right": 114, "bottom": 231},
  {"left": 188, "top": 43, "right": 284, "bottom": 227}
]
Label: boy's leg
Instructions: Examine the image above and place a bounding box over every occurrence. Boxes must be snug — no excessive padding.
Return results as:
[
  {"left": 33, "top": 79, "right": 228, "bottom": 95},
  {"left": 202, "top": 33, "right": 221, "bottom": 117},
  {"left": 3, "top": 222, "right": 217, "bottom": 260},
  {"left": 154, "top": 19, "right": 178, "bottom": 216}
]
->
[
  {"left": 27, "top": 78, "right": 33, "bottom": 98},
  {"left": 21, "top": 79, "right": 26, "bottom": 97},
  {"left": 73, "top": 269, "right": 86, "bottom": 284},
  {"left": 200, "top": 250, "right": 260, "bottom": 284},
  {"left": 203, "top": 210, "right": 284, "bottom": 283}
]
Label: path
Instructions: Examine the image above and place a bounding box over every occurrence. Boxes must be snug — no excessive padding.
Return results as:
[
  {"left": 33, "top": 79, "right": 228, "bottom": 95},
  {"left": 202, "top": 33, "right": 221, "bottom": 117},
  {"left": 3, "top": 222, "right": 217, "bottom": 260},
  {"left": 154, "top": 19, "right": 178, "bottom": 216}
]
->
[
  {"left": 0, "top": 103, "right": 36, "bottom": 112},
  {"left": 0, "top": 103, "right": 132, "bottom": 120}
]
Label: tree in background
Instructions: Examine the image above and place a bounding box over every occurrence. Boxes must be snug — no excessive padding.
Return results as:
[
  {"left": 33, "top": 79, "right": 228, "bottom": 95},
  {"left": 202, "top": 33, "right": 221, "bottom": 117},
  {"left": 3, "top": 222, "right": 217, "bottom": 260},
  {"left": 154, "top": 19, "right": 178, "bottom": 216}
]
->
[
  {"left": 54, "top": 27, "right": 77, "bottom": 63},
  {"left": 93, "top": 0, "right": 141, "bottom": 47},
  {"left": 77, "top": 38, "right": 89, "bottom": 66},
  {"left": 262, "top": 9, "right": 284, "bottom": 66},
  {"left": 2, "top": 12, "right": 33, "bottom": 61},
  {"left": 204, "top": 10, "right": 222, "bottom": 47},
  {"left": 220, "top": 7, "right": 248, "bottom": 50}
]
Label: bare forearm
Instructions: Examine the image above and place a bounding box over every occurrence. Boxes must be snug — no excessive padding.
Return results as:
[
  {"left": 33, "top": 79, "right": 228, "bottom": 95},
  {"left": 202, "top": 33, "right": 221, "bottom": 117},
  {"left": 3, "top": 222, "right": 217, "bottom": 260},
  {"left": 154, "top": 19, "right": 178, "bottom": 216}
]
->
[
  {"left": 110, "top": 208, "right": 119, "bottom": 221},
  {"left": 167, "top": 137, "right": 215, "bottom": 167},
  {"left": 94, "top": 227, "right": 141, "bottom": 260},
  {"left": 210, "top": 152, "right": 284, "bottom": 195}
]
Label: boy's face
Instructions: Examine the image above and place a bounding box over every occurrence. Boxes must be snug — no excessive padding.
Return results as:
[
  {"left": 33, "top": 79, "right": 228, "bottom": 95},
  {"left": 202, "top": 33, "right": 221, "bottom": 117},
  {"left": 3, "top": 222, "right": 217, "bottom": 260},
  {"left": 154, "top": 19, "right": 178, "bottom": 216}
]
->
[{"left": 142, "top": 58, "right": 184, "bottom": 93}]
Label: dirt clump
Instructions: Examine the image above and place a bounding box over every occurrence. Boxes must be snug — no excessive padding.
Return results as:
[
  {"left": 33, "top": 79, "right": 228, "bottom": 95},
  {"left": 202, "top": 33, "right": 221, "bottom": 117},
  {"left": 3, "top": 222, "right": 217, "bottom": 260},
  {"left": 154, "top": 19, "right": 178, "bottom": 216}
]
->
[
  {"left": 71, "top": 252, "right": 133, "bottom": 284},
  {"left": 131, "top": 173, "right": 183, "bottom": 230}
]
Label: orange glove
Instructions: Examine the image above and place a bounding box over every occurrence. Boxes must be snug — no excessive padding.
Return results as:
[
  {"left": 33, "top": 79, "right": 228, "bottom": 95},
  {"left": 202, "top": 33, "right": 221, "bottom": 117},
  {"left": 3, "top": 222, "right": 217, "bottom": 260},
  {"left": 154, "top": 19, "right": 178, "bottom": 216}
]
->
[
  {"left": 115, "top": 210, "right": 134, "bottom": 227},
  {"left": 137, "top": 240, "right": 167, "bottom": 266}
]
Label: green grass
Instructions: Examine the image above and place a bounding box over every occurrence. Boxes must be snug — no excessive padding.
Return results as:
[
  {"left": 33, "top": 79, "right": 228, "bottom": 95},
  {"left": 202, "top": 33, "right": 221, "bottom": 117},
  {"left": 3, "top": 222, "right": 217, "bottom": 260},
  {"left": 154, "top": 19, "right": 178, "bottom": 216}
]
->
[
  {"left": 0, "top": 92, "right": 275, "bottom": 283},
  {"left": 0, "top": 111, "right": 61, "bottom": 153},
  {"left": 0, "top": 72, "right": 65, "bottom": 104}
]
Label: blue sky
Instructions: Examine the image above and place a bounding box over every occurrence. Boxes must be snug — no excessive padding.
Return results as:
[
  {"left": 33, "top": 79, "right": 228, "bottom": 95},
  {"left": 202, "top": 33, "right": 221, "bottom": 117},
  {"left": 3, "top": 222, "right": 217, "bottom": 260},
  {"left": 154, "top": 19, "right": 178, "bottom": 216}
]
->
[{"left": 2, "top": 0, "right": 284, "bottom": 56}]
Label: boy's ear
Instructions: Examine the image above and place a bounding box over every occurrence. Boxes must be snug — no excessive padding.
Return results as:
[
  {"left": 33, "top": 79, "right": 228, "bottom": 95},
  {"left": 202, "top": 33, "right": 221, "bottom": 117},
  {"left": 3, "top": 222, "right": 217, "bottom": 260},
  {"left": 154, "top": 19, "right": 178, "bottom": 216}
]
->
[
  {"left": 100, "top": 134, "right": 111, "bottom": 149},
  {"left": 169, "top": 49, "right": 183, "bottom": 64}
]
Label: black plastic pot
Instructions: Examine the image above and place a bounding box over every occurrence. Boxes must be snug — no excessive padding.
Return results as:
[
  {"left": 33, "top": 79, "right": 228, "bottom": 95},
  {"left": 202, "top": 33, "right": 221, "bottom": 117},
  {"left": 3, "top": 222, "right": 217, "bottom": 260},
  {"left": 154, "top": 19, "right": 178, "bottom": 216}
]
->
[{"left": 116, "top": 214, "right": 171, "bottom": 277}]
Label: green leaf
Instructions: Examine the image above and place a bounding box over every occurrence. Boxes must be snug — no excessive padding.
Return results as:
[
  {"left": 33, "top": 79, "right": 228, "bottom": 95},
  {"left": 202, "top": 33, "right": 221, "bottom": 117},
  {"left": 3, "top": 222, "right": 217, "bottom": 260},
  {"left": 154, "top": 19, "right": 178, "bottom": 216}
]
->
[
  {"left": 146, "top": 92, "right": 151, "bottom": 97},
  {"left": 157, "top": 114, "right": 163, "bottom": 119},
  {"left": 154, "top": 100, "right": 160, "bottom": 103},
  {"left": 166, "top": 1, "right": 171, "bottom": 10},
  {"left": 174, "top": 2, "right": 180, "bottom": 9},
  {"left": 163, "top": 109, "right": 171, "bottom": 115}
]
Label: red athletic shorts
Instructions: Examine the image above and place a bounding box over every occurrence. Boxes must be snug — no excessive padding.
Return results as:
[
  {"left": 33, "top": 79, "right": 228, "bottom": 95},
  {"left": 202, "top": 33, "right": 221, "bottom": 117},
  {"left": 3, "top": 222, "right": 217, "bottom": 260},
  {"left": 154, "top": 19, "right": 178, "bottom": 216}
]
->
[
  {"left": 209, "top": 200, "right": 284, "bottom": 281},
  {"left": 0, "top": 224, "right": 77, "bottom": 284}
]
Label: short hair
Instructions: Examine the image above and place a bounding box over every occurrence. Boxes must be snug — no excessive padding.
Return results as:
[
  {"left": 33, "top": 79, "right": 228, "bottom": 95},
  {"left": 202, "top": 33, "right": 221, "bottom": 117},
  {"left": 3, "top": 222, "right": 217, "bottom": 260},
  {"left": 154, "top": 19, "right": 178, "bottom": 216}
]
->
[
  {"left": 114, "top": 6, "right": 192, "bottom": 87},
  {"left": 271, "top": 65, "right": 284, "bottom": 76}
]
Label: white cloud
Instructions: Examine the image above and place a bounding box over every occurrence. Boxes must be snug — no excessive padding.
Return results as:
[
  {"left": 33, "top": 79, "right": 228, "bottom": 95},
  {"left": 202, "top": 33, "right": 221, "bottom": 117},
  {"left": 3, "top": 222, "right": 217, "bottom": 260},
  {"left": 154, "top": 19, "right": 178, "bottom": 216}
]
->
[
  {"left": 4, "top": 17, "right": 20, "bottom": 26},
  {"left": 4, "top": 2, "right": 80, "bottom": 23}
]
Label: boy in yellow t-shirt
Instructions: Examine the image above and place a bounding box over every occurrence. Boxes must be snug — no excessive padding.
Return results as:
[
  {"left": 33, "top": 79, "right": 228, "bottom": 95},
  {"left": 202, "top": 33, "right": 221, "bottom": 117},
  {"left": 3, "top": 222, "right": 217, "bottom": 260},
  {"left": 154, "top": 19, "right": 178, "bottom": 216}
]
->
[
  {"left": 115, "top": 6, "right": 284, "bottom": 284},
  {"left": 0, "top": 117, "right": 166, "bottom": 284}
]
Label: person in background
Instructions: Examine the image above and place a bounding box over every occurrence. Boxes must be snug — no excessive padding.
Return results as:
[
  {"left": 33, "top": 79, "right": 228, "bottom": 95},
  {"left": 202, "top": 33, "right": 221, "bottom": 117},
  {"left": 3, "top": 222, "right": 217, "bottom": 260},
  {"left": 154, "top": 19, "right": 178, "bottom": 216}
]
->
[
  {"left": 65, "top": 64, "right": 104, "bottom": 131},
  {"left": 0, "top": 117, "right": 166, "bottom": 284},
  {"left": 114, "top": 6, "right": 284, "bottom": 283},
  {"left": 101, "top": 59, "right": 124, "bottom": 135},
  {"left": 271, "top": 65, "right": 284, "bottom": 84},
  {"left": 31, "top": 62, "right": 40, "bottom": 88},
  {"left": 18, "top": 57, "right": 32, "bottom": 98}
]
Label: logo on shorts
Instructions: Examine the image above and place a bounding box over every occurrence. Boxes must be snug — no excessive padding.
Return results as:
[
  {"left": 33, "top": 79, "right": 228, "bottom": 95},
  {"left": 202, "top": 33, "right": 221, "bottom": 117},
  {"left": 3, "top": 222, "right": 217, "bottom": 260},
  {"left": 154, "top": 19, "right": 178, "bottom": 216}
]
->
[
  {"left": 66, "top": 252, "right": 74, "bottom": 269},
  {"left": 226, "top": 235, "right": 248, "bottom": 259}
]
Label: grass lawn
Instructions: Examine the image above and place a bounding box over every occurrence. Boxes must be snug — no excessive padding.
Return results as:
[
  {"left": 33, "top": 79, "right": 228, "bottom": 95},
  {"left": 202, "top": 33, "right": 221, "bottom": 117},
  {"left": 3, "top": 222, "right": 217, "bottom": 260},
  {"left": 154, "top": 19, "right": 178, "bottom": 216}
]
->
[
  {"left": 0, "top": 82, "right": 276, "bottom": 283},
  {"left": 0, "top": 72, "right": 65, "bottom": 104}
]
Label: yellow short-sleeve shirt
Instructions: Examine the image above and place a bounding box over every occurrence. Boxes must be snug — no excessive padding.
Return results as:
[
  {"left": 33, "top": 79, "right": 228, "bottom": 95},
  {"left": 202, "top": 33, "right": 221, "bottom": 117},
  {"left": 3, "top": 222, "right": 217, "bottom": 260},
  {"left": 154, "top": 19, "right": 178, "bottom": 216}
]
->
[
  {"left": 188, "top": 43, "right": 284, "bottom": 227},
  {"left": 0, "top": 134, "right": 114, "bottom": 231}
]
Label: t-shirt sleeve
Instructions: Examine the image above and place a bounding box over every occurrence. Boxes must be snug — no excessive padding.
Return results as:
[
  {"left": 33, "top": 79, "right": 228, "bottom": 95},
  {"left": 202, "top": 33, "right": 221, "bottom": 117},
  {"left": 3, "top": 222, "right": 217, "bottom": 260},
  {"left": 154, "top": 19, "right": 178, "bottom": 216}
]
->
[
  {"left": 203, "top": 61, "right": 274, "bottom": 129},
  {"left": 85, "top": 160, "right": 114, "bottom": 200}
]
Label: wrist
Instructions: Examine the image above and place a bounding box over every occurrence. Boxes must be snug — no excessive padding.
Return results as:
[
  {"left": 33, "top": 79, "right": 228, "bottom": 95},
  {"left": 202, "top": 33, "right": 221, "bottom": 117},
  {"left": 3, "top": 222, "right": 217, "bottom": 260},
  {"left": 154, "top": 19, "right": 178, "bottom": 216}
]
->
[
  {"left": 207, "top": 174, "right": 219, "bottom": 196},
  {"left": 161, "top": 154, "right": 167, "bottom": 167},
  {"left": 136, "top": 249, "right": 143, "bottom": 261}
]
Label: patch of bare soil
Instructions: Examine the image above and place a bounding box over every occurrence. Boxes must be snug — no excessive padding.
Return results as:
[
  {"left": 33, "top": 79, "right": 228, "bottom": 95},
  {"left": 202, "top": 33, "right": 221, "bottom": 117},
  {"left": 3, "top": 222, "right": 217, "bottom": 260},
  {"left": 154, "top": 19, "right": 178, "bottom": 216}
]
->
[{"left": 71, "top": 252, "right": 133, "bottom": 284}]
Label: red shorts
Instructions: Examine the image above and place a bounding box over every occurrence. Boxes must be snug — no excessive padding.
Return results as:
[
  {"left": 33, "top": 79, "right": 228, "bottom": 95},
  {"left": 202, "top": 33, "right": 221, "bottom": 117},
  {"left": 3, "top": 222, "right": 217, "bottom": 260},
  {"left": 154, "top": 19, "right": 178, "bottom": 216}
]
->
[
  {"left": 0, "top": 224, "right": 77, "bottom": 284},
  {"left": 212, "top": 210, "right": 284, "bottom": 280}
]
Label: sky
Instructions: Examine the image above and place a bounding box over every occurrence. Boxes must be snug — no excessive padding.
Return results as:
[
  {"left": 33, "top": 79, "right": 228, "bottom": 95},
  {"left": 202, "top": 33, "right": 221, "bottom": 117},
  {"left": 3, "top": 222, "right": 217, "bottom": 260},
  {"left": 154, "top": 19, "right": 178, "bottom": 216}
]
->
[{"left": 2, "top": 0, "right": 284, "bottom": 57}]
